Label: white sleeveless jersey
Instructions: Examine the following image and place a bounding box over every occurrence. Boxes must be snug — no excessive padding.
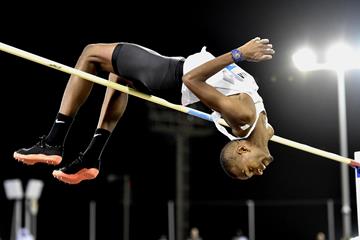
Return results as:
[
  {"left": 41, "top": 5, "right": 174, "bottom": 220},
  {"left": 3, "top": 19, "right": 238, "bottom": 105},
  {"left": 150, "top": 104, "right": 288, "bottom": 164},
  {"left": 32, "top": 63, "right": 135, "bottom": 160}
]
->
[{"left": 181, "top": 46, "right": 268, "bottom": 140}]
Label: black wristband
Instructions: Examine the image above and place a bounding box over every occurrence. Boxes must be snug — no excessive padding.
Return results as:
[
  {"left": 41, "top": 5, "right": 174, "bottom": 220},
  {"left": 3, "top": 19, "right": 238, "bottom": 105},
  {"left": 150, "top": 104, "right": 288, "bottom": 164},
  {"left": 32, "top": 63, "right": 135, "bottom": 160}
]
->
[{"left": 231, "top": 49, "right": 243, "bottom": 64}]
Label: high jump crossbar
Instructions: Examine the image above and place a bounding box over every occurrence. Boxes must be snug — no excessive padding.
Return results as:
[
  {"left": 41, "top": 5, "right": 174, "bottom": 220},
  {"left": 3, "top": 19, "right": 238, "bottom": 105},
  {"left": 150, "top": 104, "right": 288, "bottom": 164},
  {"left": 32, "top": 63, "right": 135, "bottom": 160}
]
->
[
  {"left": 0, "top": 41, "right": 358, "bottom": 168},
  {"left": 355, "top": 152, "right": 360, "bottom": 239}
]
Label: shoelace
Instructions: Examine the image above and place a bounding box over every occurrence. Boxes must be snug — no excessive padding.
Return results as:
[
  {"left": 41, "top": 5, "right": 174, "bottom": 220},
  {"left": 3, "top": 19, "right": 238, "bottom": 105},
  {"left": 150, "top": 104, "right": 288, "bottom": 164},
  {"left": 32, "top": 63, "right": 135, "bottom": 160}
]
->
[
  {"left": 36, "top": 135, "right": 48, "bottom": 148},
  {"left": 61, "top": 153, "right": 100, "bottom": 172},
  {"left": 36, "top": 135, "right": 62, "bottom": 149},
  {"left": 67, "top": 152, "right": 85, "bottom": 168}
]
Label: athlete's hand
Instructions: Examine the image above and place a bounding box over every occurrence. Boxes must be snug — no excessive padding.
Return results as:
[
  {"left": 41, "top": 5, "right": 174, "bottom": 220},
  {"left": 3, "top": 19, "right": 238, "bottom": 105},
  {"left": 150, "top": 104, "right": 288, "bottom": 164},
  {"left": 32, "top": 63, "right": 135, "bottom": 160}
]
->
[{"left": 238, "top": 37, "right": 275, "bottom": 62}]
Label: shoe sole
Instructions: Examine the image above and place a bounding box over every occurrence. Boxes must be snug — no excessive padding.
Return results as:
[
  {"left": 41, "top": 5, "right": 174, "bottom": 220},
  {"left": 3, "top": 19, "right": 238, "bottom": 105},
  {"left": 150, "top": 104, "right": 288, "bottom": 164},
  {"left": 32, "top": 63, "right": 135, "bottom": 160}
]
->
[
  {"left": 13, "top": 152, "right": 62, "bottom": 165},
  {"left": 52, "top": 168, "right": 99, "bottom": 184}
]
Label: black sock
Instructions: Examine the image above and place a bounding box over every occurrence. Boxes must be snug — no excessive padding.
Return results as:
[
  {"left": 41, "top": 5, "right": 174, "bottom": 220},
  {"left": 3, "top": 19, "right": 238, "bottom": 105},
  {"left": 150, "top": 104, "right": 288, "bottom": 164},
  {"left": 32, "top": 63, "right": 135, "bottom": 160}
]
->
[
  {"left": 45, "top": 113, "right": 73, "bottom": 146},
  {"left": 82, "top": 128, "right": 111, "bottom": 162}
]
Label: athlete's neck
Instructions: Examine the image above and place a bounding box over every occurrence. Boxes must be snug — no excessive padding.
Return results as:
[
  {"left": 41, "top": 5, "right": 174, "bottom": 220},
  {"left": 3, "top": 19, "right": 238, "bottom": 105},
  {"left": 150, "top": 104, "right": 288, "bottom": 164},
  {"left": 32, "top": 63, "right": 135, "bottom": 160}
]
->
[{"left": 247, "top": 112, "right": 270, "bottom": 149}]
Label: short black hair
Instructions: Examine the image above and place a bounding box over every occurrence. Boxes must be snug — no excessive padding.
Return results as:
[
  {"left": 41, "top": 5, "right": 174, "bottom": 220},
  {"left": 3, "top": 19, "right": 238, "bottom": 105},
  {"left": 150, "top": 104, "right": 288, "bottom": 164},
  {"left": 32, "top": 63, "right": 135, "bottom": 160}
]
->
[{"left": 219, "top": 140, "right": 239, "bottom": 178}]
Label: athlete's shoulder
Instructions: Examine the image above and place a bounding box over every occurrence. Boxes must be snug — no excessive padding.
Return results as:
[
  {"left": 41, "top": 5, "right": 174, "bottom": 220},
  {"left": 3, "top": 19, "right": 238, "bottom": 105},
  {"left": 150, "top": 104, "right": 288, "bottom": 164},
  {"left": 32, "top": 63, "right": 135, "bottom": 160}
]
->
[
  {"left": 186, "top": 46, "right": 214, "bottom": 58},
  {"left": 184, "top": 46, "right": 216, "bottom": 74}
]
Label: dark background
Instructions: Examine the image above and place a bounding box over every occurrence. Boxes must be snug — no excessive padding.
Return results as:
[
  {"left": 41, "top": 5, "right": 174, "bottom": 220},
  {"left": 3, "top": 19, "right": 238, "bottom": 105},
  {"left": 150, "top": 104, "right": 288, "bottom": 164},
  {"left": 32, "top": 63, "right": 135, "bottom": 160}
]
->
[{"left": 1, "top": 0, "right": 360, "bottom": 239}]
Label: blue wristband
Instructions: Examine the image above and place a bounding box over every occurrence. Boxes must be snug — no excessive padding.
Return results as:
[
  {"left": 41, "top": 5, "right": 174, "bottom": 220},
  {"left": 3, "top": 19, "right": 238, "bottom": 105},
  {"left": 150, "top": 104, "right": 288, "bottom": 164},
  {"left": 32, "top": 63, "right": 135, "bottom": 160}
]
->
[{"left": 231, "top": 49, "right": 243, "bottom": 64}]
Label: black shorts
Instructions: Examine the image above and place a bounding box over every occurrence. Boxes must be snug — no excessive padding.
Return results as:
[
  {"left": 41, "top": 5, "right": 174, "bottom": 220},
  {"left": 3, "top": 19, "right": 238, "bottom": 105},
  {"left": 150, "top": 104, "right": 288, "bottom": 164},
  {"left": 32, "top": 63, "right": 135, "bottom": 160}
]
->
[{"left": 111, "top": 42, "right": 185, "bottom": 104}]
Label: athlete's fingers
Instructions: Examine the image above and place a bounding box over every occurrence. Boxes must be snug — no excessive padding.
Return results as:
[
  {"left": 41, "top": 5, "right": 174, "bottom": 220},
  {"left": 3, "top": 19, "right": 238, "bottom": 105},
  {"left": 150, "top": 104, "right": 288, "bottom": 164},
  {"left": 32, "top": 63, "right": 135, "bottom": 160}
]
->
[
  {"left": 258, "top": 38, "right": 270, "bottom": 44},
  {"left": 260, "top": 55, "right": 273, "bottom": 61}
]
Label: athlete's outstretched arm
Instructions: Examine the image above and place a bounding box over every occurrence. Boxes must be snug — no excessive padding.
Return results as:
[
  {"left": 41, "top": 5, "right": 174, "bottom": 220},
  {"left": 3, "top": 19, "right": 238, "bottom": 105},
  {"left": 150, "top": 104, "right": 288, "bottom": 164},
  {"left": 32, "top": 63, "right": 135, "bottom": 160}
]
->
[{"left": 182, "top": 37, "right": 274, "bottom": 121}]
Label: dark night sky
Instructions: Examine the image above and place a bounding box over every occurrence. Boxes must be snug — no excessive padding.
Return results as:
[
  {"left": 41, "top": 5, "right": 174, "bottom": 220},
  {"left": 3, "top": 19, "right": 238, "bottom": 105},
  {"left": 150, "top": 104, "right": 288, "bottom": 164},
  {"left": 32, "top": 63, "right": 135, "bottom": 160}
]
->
[{"left": 1, "top": 1, "right": 360, "bottom": 240}]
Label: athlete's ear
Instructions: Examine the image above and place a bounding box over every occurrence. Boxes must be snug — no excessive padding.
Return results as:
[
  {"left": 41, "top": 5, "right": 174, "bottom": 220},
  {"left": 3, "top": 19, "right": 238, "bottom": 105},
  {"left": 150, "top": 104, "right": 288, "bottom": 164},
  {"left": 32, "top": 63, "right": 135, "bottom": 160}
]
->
[{"left": 236, "top": 143, "right": 250, "bottom": 154}]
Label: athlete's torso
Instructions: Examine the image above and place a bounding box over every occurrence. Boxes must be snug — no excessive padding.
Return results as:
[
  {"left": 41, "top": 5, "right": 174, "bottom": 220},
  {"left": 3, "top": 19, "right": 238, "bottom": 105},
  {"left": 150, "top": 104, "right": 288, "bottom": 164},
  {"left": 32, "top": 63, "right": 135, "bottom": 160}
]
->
[{"left": 182, "top": 46, "right": 267, "bottom": 140}]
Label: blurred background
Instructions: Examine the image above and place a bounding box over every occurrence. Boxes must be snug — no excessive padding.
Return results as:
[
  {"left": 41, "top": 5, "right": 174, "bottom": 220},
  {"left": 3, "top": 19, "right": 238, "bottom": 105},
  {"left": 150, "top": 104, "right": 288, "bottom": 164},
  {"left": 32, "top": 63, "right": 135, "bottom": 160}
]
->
[{"left": 0, "top": 0, "right": 360, "bottom": 239}]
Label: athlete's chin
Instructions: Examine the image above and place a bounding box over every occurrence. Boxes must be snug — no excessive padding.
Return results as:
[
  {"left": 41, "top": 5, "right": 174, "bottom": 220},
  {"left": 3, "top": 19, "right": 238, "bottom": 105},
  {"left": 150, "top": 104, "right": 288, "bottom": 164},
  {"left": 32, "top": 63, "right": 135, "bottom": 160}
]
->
[{"left": 236, "top": 175, "right": 251, "bottom": 180}]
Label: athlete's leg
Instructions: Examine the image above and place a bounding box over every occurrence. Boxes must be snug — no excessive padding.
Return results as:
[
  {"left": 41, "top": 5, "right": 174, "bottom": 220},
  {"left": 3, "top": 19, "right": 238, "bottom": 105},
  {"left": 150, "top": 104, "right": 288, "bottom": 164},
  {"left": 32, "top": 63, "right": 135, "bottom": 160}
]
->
[
  {"left": 59, "top": 43, "right": 119, "bottom": 116},
  {"left": 53, "top": 73, "right": 129, "bottom": 184},
  {"left": 97, "top": 74, "right": 129, "bottom": 131},
  {"left": 13, "top": 43, "right": 119, "bottom": 166}
]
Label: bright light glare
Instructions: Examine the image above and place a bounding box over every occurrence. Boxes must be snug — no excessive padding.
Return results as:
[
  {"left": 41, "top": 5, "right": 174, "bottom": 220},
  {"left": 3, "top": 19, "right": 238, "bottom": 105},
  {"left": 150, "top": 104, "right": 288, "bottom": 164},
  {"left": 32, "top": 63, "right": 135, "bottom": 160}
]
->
[
  {"left": 3, "top": 179, "right": 23, "bottom": 200},
  {"left": 325, "top": 42, "right": 353, "bottom": 70},
  {"left": 354, "top": 48, "right": 360, "bottom": 68},
  {"left": 292, "top": 48, "right": 317, "bottom": 71},
  {"left": 25, "top": 179, "right": 44, "bottom": 200}
]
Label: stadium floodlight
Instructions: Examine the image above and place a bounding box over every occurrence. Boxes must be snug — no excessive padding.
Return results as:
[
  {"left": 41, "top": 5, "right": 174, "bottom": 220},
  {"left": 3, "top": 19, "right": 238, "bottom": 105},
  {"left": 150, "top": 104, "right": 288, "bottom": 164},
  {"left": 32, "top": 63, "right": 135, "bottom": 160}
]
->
[
  {"left": 4, "top": 179, "right": 23, "bottom": 200},
  {"left": 293, "top": 42, "right": 360, "bottom": 239},
  {"left": 292, "top": 47, "right": 318, "bottom": 71},
  {"left": 25, "top": 179, "right": 44, "bottom": 200}
]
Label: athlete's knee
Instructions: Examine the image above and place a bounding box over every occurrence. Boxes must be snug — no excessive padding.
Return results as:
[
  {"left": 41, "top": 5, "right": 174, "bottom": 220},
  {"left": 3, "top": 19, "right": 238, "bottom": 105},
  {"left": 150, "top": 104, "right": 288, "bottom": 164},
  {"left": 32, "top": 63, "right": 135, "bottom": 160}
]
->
[
  {"left": 81, "top": 43, "right": 102, "bottom": 59},
  {"left": 80, "top": 43, "right": 115, "bottom": 72}
]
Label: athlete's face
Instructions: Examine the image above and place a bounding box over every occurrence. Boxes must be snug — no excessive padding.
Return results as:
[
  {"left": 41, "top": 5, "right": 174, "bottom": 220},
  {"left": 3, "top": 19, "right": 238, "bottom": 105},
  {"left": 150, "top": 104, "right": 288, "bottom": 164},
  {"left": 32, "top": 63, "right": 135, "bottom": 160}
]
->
[
  {"left": 231, "top": 145, "right": 274, "bottom": 180},
  {"left": 233, "top": 118, "right": 275, "bottom": 180}
]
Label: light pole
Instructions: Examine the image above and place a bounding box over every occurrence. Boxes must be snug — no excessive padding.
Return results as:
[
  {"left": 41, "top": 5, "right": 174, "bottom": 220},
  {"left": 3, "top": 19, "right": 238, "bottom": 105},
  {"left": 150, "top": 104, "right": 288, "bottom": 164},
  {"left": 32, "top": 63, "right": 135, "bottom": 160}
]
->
[
  {"left": 293, "top": 42, "right": 360, "bottom": 239},
  {"left": 3, "top": 179, "right": 44, "bottom": 240},
  {"left": 24, "top": 179, "right": 44, "bottom": 240},
  {"left": 4, "top": 179, "right": 23, "bottom": 240}
]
